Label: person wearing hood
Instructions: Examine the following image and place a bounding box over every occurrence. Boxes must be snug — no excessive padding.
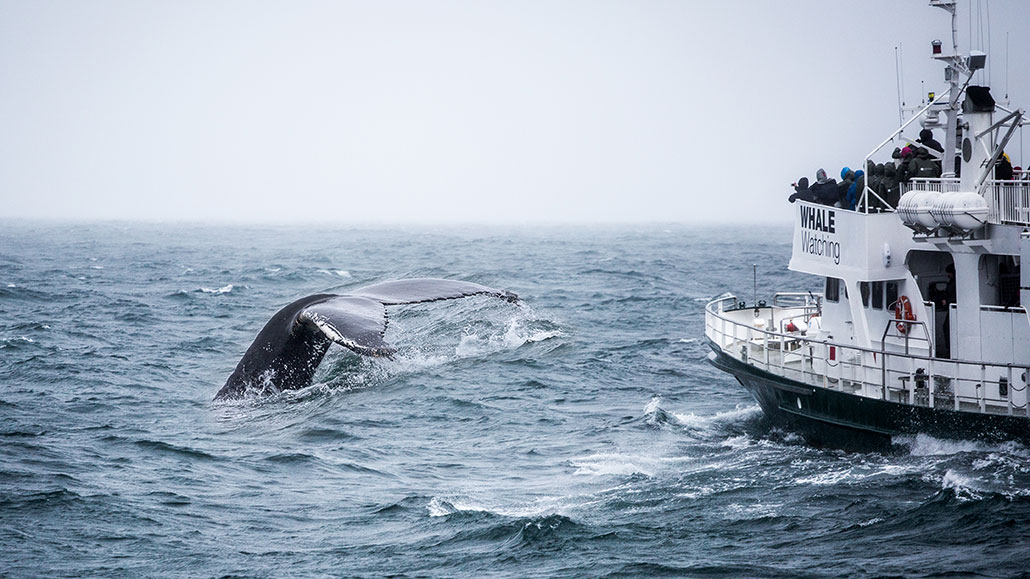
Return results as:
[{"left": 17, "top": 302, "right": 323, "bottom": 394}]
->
[
  {"left": 837, "top": 167, "right": 856, "bottom": 207},
  {"left": 860, "top": 162, "right": 885, "bottom": 211},
  {"left": 897, "top": 147, "right": 914, "bottom": 181},
  {"left": 847, "top": 168, "right": 865, "bottom": 210},
  {"left": 788, "top": 177, "right": 815, "bottom": 203},
  {"left": 995, "top": 151, "right": 1015, "bottom": 180},
  {"left": 809, "top": 168, "right": 838, "bottom": 205},
  {"left": 917, "top": 128, "right": 944, "bottom": 154},
  {"left": 880, "top": 163, "right": 901, "bottom": 208},
  {"left": 907, "top": 146, "right": 941, "bottom": 179},
  {"left": 892, "top": 147, "right": 903, "bottom": 169}
]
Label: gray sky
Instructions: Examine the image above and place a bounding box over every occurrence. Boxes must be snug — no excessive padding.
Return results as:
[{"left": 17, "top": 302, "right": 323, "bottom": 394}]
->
[{"left": 1, "top": 0, "right": 1028, "bottom": 224}]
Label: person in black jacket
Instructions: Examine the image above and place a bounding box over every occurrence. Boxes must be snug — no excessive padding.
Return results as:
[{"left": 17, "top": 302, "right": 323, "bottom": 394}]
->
[
  {"left": 880, "top": 163, "right": 901, "bottom": 208},
  {"left": 907, "top": 147, "right": 941, "bottom": 179},
  {"left": 917, "top": 128, "right": 944, "bottom": 154},
  {"left": 996, "top": 151, "right": 1015, "bottom": 180},
  {"left": 809, "top": 168, "right": 838, "bottom": 205},
  {"left": 788, "top": 177, "right": 815, "bottom": 203}
]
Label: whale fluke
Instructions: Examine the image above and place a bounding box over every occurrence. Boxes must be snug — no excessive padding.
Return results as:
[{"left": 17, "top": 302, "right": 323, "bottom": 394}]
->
[{"left": 215, "top": 278, "right": 518, "bottom": 400}]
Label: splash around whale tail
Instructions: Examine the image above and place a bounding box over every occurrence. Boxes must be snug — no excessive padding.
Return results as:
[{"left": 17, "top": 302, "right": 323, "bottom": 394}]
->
[{"left": 214, "top": 278, "right": 519, "bottom": 400}]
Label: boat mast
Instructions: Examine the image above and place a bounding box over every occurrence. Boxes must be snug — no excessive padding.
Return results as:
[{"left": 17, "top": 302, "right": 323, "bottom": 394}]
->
[{"left": 931, "top": 0, "right": 964, "bottom": 177}]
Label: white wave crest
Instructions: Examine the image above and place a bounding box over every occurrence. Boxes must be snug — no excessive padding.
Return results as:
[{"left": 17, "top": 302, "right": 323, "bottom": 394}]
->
[
  {"left": 896, "top": 433, "right": 1027, "bottom": 457},
  {"left": 672, "top": 405, "right": 762, "bottom": 430},
  {"left": 427, "top": 495, "right": 565, "bottom": 519},
  {"left": 571, "top": 453, "right": 657, "bottom": 477},
  {"left": 454, "top": 317, "right": 561, "bottom": 358},
  {"left": 317, "top": 269, "right": 351, "bottom": 278},
  {"left": 199, "top": 284, "right": 234, "bottom": 295},
  {"left": 940, "top": 469, "right": 985, "bottom": 501}
]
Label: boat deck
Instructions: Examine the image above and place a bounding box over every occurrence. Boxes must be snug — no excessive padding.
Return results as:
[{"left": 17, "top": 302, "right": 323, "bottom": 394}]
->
[{"left": 706, "top": 294, "right": 1030, "bottom": 418}]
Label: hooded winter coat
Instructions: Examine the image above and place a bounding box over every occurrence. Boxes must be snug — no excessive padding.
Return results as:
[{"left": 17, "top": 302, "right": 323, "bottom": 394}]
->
[
  {"left": 810, "top": 169, "right": 839, "bottom": 205},
  {"left": 917, "top": 128, "right": 944, "bottom": 154},
  {"left": 788, "top": 177, "right": 814, "bottom": 203},
  {"left": 880, "top": 163, "right": 900, "bottom": 208},
  {"left": 907, "top": 147, "right": 941, "bottom": 179},
  {"left": 837, "top": 167, "right": 856, "bottom": 206},
  {"left": 996, "top": 153, "right": 1015, "bottom": 180},
  {"left": 847, "top": 169, "right": 865, "bottom": 210}
]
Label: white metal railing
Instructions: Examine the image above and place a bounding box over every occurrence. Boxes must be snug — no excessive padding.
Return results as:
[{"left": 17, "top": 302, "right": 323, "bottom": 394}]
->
[
  {"left": 900, "top": 177, "right": 962, "bottom": 194},
  {"left": 989, "top": 180, "right": 1030, "bottom": 225},
  {"left": 900, "top": 178, "right": 1030, "bottom": 227},
  {"left": 704, "top": 295, "right": 1030, "bottom": 417}
]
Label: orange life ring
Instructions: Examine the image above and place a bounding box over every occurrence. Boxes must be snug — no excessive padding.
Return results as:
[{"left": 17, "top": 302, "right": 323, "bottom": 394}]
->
[{"left": 894, "top": 295, "right": 915, "bottom": 333}]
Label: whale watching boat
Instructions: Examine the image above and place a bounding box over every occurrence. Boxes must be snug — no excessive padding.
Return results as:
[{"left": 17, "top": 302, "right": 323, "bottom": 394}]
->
[{"left": 704, "top": 0, "right": 1029, "bottom": 446}]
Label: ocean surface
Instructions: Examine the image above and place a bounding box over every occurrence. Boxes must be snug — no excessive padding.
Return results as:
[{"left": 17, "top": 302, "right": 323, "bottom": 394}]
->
[{"left": 2, "top": 222, "right": 1028, "bottom": 578}]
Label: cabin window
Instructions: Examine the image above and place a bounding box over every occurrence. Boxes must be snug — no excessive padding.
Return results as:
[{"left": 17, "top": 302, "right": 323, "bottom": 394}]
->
[
  {"left": 825, "top": 277, "right": 840, "bottom": 303},
  {"left": 860, "top": 282, "right": 870, "bottom": 307},
  {"left": 871, "top": 281, "right": 884, "bottom": 310},
  {"left": 886, "top": 281, "right": 899, "bottom": 309}
]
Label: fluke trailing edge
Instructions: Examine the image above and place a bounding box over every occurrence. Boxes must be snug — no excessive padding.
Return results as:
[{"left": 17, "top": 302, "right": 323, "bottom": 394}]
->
[{"left": 215, "top": 278, "right": 519, "bottom": 400}]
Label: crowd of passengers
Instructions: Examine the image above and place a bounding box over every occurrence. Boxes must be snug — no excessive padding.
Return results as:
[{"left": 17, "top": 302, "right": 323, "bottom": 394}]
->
[{"left": 789, "top": 128, "right": 1021, "bottom": 210}]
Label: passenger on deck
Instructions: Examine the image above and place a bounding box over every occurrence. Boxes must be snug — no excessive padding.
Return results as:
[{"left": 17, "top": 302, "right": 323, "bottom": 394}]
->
[
  {"left": 907, "top": 147, "right": 941, "bottom": 179},
  {"left": 897, "top": 147, "right": 914, "bottom": 182},
  {"left": 847, "top": 168, "right": 865, "bottom": 210},
  {"left": 838, "top": 167, "right": 856, "bottom": 207},
  {"left": 995, "top": 151, "right": 1015, "bottom": 180},
  {"left": 788, "top": 177, "right": 815, "bottom": 203},
  {"left": 861, "top": 163, "right": 885, "bottom": 211},
  {"left": 917, "top": 128, "right": 944, "bottom": 154},
  {"left": 880, "top": 163, "right": 901, "bottom": 208},
  {"left": 809, "top": 169, "right": 839, "bottom": 206}
]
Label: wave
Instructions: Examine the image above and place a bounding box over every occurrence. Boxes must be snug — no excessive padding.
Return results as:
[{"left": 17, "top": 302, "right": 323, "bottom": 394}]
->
[
  {"left": 672, "top": 405, "right": 764, "bottom": 432},
  {"left": 198, "top": 284, "right": 235, "bottom": 295},
  {"left": 0, "top": 335, "right": 37, "bottom": 348},
  {"left": 132, "top": 439, "right": 219, "bottom": 462},
  {"left": 454, "top": 316, "right": 562, "bottom": 358},
  {"left": 317, "top": 269, "right": 352, "bottom": 278},
  {"left": 425, "top": 497, "right": 591, "bottom": 551},
  {"left": 894, "top": 433, "right": 1028, "bottom": 457},
  {"left": 168, "top": 283, "right": 240, "bottom": 298}
]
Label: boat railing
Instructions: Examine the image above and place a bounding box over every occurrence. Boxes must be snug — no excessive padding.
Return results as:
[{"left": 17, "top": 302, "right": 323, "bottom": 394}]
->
[
  {"left": 988, "top": 180, "right": 1030, "bottom": 225},
  {"left": 704, "top": 295, "right": 1030, "bottom": 417},
  {"left": 900, "top": 177, "right": 962, "bottom": 195},
  {"left": 899, "top": 178, "right": 1030, "bottom": 227}
]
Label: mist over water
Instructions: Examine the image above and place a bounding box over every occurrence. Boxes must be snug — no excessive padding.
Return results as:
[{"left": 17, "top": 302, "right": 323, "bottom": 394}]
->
[{"left": 2, "top": 222, "right": 1028, "bottom": 577}]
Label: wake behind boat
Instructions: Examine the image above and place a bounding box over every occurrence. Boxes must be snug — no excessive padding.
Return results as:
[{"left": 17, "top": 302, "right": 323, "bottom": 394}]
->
[{"left": 705, "top": 0, "right": 1029, "bottom": 447}]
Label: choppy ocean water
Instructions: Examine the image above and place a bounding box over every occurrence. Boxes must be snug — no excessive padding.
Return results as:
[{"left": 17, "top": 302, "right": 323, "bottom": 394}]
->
[{"left": 1, "top": 221, "right": 1028, "bottom": 578}]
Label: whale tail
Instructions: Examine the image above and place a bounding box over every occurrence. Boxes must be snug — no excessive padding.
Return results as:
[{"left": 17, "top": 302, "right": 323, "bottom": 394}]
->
[{"left": 215, "top": 278, "right": 518, "bottom": 400}]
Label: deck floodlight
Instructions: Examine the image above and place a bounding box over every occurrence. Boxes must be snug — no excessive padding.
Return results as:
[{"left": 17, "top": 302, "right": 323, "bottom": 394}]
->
[{"left": 967, "top": 50, "right": 987, "bottom": 71}]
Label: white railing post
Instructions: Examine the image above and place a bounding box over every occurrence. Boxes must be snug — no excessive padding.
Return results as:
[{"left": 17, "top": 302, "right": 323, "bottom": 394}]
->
[{"left": 927, "top": 357, "right": 935, "bottom": 408}]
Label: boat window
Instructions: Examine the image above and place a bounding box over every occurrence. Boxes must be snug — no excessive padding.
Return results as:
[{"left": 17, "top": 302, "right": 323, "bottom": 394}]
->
[
  {"left": 871, "top": 281, "right": 884, "bottom": 310},
  {"left": 886, "top": 281, "right": 898, "bottom": 309},
  {"left": 860, "top": 282, "right": 870, "bottom": 308},
  {"left": 825, "top": 277, "right": 840, "bottom": 303}
]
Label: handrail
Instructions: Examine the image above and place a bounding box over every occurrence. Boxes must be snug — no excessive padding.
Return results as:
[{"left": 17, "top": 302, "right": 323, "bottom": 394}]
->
[
  {"left": 856, "top": 91, "right": 954, "bottom": 214},
  {"left": 705, "top": 296, "right": 1028, "bottom": 370},
  {"left": 705, "top": 296, "right": 1029, "bottom": 415}
]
